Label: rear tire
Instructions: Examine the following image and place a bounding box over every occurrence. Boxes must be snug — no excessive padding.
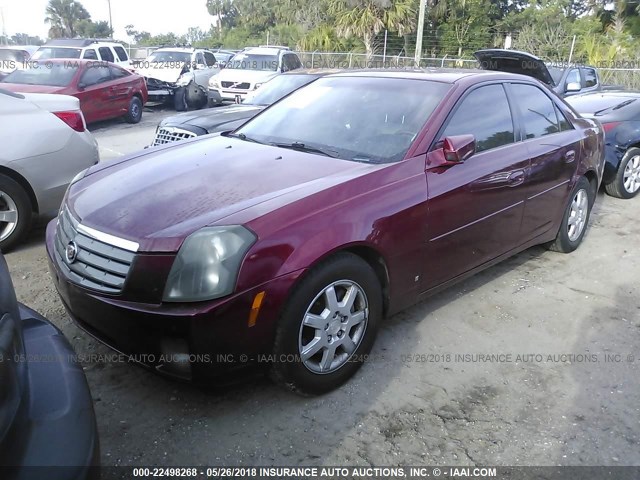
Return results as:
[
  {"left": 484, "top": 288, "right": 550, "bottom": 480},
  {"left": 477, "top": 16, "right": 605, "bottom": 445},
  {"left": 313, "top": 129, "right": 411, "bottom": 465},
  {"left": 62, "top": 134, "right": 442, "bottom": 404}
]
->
[
  {"left": 605, "top": 147, "right": 640, "bottom": 199},
  {"left": 124, "top": 96, "right": 143, "bottom": 124},
  {"left": 0, "top": 175, "right": 33, "bottom": 253},
  {"left": 270, "top": 253, "right": 382, "bottom": 395},
  {"left": 547, "top": 176, "right": 593, "bottom": 253}
]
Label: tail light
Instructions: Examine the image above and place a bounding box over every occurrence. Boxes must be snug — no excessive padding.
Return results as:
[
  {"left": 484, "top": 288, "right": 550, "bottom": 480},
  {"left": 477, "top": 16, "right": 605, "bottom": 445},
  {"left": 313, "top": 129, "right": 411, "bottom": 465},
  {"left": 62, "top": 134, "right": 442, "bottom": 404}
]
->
[
  {"left": 602, "top": 121, "right": 621, "bottom": 133},
  {"left": 53, "top": 110, "right": 86, "bottom": 132}
]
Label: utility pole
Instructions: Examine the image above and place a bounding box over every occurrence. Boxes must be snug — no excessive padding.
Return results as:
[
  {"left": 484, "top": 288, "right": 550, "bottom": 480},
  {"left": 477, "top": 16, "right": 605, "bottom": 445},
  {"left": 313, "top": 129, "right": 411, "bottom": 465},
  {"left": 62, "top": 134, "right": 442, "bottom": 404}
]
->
[
  {"left": 0, "top": 7, "right": 7, "bottom": 46},
  {"left": 107, "top": 0, "right": 113, "bottom": 37},
  {"left": 414, "top": 0, "right": 426, "bottom": 67}
]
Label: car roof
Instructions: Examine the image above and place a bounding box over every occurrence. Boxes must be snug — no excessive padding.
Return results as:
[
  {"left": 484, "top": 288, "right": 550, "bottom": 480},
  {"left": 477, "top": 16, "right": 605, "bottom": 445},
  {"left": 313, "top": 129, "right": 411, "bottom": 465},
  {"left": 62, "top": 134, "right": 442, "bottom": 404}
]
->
[
  {"left": 154, "top": 47, "right": 196, "bottom": 53},
  {"left": 326, "top": 68, "right": 535, "bottom": 84},
  {"left": 242, "top": 47, "right": 287, "bottom": 55},
  {"left": 43, "top": 39, "right": 121, "bottom": 48}
]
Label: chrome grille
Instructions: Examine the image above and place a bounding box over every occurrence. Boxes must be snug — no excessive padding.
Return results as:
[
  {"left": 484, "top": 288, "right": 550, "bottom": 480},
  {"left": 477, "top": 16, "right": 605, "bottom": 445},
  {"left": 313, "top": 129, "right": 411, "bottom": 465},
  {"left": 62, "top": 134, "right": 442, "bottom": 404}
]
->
[
  {"left": 152, "top": 126, "right": 198, "bottom": 146},
  {"left": 221, "top": 81, "right": 250, "bottom": 90},
  {"left": 54, "top": 208, "right": 137, "bottom": 294}
]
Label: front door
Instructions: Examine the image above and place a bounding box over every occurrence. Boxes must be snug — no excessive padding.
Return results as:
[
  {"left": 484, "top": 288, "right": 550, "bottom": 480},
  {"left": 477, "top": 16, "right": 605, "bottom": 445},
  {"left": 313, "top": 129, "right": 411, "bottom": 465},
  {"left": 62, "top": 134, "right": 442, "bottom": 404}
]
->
[{"left": 423, "top": 83, "right": 529, "bottom": 290}]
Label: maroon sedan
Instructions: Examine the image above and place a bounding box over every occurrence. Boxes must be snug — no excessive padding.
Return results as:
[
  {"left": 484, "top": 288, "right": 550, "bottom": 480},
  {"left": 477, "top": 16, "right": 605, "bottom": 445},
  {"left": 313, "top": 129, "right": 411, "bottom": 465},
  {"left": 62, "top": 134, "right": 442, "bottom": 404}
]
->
[
  {"left": 46, "top": 71, "right": 604, "bottom": 394},
  {"left": 1, "top": 59, "right": 147, "bottom": 124}
]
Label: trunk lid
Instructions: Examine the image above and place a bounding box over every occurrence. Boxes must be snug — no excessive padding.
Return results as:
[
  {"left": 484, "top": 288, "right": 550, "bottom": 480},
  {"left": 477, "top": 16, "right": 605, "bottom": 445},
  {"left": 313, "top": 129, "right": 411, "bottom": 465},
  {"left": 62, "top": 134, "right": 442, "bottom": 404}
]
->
[{"left": 474, "top": 49, "right": 555, "bottom": 86}]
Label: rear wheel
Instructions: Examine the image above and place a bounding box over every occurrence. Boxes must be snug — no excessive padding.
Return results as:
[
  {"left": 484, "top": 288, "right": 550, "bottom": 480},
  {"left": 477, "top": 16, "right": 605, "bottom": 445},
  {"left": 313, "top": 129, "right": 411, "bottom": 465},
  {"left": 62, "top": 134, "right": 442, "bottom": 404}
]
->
[
  {"left": 0, "top": 175, "right": 32, "bottom": 252},
  {"left": 605, "top": 147, "right": 640, "bottom": 199},
  {"left": 124, "top": 96, "right": 143, "bottom": 124},
  {"left": 547, "top": 176, "right": 593, "bottom": 253},
  {"left": 270, "top": 253, "right": 382, "bottom": 395}
]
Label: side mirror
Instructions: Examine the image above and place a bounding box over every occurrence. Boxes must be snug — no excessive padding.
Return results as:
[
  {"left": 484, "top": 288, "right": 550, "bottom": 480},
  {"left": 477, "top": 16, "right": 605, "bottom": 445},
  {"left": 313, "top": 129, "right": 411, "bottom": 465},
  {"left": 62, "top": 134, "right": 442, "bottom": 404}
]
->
[
  {"left": 427, "top": 134, "right": 476, "bottom": 168},
  {"left": 565, "top": 81, "right": 581, "bottom": 93},
  {"left": 77, "top": 82, "right": 86, "bottom": 90}
]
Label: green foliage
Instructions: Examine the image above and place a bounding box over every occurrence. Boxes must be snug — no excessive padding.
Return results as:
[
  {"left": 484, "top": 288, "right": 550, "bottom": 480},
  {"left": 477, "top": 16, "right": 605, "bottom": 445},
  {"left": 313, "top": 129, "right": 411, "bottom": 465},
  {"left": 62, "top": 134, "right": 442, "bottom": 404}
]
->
[{"left": 45, "top": 0, "right": 91, "bottom": 38}]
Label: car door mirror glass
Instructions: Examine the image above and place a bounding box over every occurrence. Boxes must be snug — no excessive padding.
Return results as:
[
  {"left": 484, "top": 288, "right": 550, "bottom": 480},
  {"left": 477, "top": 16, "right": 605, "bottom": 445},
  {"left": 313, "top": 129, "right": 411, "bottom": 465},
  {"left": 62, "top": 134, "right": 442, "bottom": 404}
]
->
[{"left": 565, "top": 81, "right": 581, "bottom": 92}]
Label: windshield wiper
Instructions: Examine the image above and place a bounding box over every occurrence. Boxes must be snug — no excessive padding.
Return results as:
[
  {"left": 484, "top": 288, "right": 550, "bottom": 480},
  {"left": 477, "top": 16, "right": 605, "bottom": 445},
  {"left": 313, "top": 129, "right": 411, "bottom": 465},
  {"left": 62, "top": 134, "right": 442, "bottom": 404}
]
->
[
  {"left": 225, "top": 132, "right": 265, "bottom": 145},
  {"left": 272, "top": 142, "right": 339, "bottom": 158}
]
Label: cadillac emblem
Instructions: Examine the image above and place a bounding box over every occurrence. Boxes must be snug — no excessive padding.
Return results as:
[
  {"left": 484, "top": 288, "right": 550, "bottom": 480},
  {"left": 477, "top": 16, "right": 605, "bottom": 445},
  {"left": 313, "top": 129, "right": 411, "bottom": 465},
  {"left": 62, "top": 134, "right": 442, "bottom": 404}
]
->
[{"left": 65, "top": 241, "right": 79, "bottom": 264}]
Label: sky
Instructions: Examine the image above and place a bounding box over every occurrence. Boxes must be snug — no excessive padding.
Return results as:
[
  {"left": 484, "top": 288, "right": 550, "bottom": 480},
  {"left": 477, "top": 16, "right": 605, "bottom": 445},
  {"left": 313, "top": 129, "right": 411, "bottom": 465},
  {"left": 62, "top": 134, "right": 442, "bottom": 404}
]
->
[{"left": 0, "top": 0, "right": 215, "bottom": 42}]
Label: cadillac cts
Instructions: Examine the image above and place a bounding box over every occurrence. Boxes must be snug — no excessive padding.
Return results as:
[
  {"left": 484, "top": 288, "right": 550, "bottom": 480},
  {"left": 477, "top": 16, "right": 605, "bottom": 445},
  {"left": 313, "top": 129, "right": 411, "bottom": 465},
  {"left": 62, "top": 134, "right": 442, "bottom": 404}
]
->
[{"left": 46, "top": 71, "right": 605, "bottom": 394}]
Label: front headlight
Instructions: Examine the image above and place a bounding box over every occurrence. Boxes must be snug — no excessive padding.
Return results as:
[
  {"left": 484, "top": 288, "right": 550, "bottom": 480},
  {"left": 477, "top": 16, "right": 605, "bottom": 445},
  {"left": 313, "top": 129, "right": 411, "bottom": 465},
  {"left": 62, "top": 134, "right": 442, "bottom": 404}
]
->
[
  {"left": 163, "top": 226, "right": 256, "bottom": 302},
  {"left": 209, "top": 75, "right": 220, "bottom": 88},
  {"left": 253, "top": 82, "right": 263, "bottom": 90}
]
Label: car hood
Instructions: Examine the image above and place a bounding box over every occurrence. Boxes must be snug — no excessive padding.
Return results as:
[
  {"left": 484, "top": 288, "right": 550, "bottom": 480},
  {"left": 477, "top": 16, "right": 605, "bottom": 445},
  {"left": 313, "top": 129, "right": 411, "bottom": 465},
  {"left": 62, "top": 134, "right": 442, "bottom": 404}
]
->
[
  {"left": 474, "top": 49, "right": 555, "bottom": 86},
  {"left": 217, "top": 69, "right": 278, "bottom": 85},
  {"left": 138, "top": 64, "right": 184, "bottom": 83},
  {"left": 0, "top": 83, "right": 67, "bottom": 94},
  {"left": 160, "top": 104, "right": 264, "bottom": 132},
  {"left": 68, "top": 136, "right": 371, "bottom": 252}
]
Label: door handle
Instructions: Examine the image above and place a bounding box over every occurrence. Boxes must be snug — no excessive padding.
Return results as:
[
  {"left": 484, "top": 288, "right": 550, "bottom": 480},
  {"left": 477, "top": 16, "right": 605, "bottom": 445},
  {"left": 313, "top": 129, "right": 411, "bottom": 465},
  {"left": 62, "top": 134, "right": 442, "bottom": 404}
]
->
[
  {"left": 507, "top": 170, "right": 525, "bottom": 187},
  {"left": 564, "top": 150, "right": 576, "bottom": 164}
]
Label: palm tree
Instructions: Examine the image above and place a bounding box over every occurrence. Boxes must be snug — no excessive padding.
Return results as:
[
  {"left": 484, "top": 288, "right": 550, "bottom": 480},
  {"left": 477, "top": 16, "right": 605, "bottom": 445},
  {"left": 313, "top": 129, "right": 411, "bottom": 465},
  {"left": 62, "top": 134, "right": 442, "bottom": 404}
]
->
[
  {"left": 45, "top": 0, "right": 91, "bottom": 38},
  {"left": 328, "top": 0, "right": 416, "bottom": 58}
]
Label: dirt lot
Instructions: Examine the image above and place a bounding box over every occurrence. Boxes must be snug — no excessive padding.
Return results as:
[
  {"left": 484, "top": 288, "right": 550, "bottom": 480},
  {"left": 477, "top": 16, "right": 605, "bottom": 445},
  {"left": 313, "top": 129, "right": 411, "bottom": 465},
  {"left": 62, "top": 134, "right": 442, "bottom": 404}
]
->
[{"left": 4, "top": 106, "right": 640, "bottom": 471}]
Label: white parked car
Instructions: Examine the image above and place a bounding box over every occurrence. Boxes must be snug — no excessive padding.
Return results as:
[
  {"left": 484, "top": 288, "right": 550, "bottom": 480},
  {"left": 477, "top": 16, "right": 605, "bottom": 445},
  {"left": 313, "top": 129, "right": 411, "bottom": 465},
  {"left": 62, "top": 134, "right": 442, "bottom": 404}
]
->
[
  {"left": 134, "top": 47, "right": 220, "bottom": 111},
  {"left": 208, "top": 47, "right": 302, "bottom": 105},
  {"left": 0, "top": 89, "right": 99, "bottom": 251},
  {"left": 31, "top": 39, "right": 130, "bottom": 67},
  {"left": 0, "top": 46, "right": 39, "bottom": 81}
]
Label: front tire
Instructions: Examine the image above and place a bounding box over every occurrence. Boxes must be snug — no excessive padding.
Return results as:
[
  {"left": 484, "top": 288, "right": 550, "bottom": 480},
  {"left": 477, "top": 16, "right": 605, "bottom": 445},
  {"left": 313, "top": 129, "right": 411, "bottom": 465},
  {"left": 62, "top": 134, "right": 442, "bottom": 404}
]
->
[
  {"left": 270, "top": 253, "right": 383, "bottom": 395},
  {"left": 0, "top": 175, "right": 33, "bottom": 252},
  {"left": 547, "top": 176, "right": 594, "bottom": 253},
  {"left": 124, "top": 96, "right": 143, "bottom": 124},
  {"left": 174, "top": 87, "right": 188, "bottom": 111},
  {"left": 605, "top": 147, "right": 640, "bottom": 199}
]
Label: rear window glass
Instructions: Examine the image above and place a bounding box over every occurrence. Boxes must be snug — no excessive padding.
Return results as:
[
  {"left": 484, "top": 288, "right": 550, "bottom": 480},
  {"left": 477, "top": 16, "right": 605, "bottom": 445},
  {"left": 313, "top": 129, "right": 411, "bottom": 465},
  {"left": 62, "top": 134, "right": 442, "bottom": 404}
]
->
[
  {"left": 1, "top": 62, "right": 78, "bottom": 87},
  {"left": 114, "top": 46, "right": 129, "bottom": 62}
]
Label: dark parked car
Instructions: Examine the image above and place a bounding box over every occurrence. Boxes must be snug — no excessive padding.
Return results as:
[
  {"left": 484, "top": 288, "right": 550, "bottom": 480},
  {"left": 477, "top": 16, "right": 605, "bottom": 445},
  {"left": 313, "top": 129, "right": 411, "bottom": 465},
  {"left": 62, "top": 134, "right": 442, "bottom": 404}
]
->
[
  {"left": 475, "top": 49, "right": 603, "bottom": 97},
  {"left": 151, "top": 70, "right": 332, "bottom": 146},
  {"left": 567, "top": 91, "right": 640, "bottom": 198},
  {"left": 46, "top": 71, "right": 604, "bottom": 395},
  {"left": 0, "top": 254, "right": 98, "bottom": 477},
  {"left": 1, "top": 59, "right": 148, "bottom": 124}
]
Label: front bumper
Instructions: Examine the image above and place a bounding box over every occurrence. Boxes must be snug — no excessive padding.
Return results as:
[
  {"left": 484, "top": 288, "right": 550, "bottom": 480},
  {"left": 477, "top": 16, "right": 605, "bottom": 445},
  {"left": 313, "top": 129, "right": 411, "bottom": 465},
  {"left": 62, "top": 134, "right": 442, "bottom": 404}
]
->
[
  {"left": 46, "top": 220, "right": 303, "bottom": 384},
  {"left": 1, "top": 305, "right": 99, "bottom": 479}
]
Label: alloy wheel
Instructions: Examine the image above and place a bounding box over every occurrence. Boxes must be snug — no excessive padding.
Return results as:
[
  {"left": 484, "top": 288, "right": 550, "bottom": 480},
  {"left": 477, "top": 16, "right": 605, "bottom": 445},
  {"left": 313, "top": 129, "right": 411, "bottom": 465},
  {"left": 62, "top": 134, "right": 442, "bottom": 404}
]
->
[
  {"left": 623, "top": 155, "right": 640, "bottom": 194},
  {"left": 567, "top": 188, "right": 588, "bottom": 242},
  {"left": 298, "top": 280, "right": 369, "bottom": 374},
  {"left": 0, "top": 190, "right": 18, "bottom": 243}
]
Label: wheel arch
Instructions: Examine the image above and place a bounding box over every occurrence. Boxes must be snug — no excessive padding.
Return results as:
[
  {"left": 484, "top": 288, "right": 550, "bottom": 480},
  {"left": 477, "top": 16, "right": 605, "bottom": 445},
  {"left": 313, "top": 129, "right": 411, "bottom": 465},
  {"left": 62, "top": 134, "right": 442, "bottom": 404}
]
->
[{"left": 0, "top": 166, "right": 39, "bottom": 213}]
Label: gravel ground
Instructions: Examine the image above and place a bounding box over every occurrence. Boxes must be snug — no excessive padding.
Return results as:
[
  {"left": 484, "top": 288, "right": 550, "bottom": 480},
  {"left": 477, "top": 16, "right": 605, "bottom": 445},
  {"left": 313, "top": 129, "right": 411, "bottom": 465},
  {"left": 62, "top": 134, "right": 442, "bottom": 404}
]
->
[{"left": 4, "top": 106, "right": 640, "bottom": 471}]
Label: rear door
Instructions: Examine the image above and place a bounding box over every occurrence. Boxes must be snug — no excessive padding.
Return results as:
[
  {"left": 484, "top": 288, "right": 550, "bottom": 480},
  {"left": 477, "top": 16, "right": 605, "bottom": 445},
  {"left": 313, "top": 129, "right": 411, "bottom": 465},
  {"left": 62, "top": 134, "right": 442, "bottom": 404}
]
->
[
  {"left": 507, "top": 82, "right": 582, "bottom": 239},
  {"left": 76, "top": 64, "right": 114, "bottom": 122},
  {"left": 423, "top": 83, "right": 529, "bottom": 290}
]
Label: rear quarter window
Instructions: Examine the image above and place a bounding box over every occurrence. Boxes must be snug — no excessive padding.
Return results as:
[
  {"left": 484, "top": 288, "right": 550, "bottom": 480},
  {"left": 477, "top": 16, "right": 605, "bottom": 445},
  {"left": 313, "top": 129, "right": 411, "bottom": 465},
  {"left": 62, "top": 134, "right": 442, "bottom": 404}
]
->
[
  {"left": 98, "top": 47, "right": 115, "bottom": 63},
  {"left": 114, "top": 46, "right": 129, "bottom": 62}
]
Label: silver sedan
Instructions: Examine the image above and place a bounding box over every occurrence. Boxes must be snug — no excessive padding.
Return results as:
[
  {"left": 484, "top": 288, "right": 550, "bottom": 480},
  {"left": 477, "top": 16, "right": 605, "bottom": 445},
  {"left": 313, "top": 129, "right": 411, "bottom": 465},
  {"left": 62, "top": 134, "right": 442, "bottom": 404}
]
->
[{"left": 0, "top": 90, "right": 99, "bottom": 251}]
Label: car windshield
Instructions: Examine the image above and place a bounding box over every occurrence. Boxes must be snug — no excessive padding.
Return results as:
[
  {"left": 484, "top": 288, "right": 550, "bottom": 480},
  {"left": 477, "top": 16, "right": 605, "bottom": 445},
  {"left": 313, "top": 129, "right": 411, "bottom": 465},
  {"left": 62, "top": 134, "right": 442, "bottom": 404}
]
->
[
  {"left": 32, "top": 47, "right": 82, "bottom": 60},
  {"left": 236, "top": 76, "right": 451, "bottom": 163},
  {"left": 226, "top": 53, "right": 278, "bottom": 71},
  {"left": 147, "top": 51, "right": 191, "bottom": 63},
  {"left": 1, "top": 63, "right": 78, "bottom": 86},
  {"left": 244, "top": 74, "right": 318, "bottom": 106}
]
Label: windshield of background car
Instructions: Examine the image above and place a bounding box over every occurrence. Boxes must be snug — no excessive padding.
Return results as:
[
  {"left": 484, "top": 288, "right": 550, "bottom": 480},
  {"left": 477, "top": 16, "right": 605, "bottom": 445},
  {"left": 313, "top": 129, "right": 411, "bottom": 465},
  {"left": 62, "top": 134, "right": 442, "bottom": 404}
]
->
[
  {"left": 147, "top": 51, "right": 191, "bottom": 63},
  {"left": 237, "top": 76, "right": 451, "bottom": 163},
  {"left": 227, "top": 53, "right": 278, "bottom": 71},
  {"left": 0, "top": 50, "right": 26, "bottom": 62},
  {"left": 547, "top": 66, "right": 564, "bottom": 85},
  {"left": 244, "top": 74, "right": 318, "bottom": 106},
  {"left": 32, "top": 47, "right": 82, "bottom": 60},
  {"left": 1, "top": 62, "right": 78, "bottom": 87}
]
